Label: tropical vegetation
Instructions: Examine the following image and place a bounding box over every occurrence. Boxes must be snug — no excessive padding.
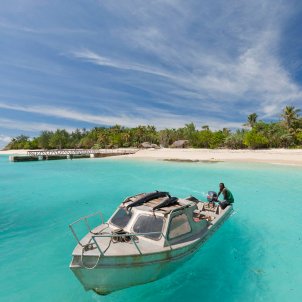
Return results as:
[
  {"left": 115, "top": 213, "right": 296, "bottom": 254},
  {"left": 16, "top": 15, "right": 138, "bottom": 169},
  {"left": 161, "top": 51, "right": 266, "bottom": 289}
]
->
[{"left": 4, "top": 106, "right": 302, "bottom": 150}]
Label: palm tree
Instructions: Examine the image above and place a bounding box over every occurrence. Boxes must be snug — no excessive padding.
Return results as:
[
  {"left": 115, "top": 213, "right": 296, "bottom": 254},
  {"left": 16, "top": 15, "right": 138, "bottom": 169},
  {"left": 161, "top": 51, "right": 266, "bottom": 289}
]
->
[
  {"left": 121, "top": 132, "right": 131, "bottom": 146},
  {"left": 246, "top": 113, "right": 258, "bottom": 128},
  {"left": 97, "top": 132, "right": 108, "bottom": 148},
  {"left": 281, "top": 106, "right": 301, "bottom": 129},
  {"left": 222, "top": 128, "right": 231, "bottom": 136}
]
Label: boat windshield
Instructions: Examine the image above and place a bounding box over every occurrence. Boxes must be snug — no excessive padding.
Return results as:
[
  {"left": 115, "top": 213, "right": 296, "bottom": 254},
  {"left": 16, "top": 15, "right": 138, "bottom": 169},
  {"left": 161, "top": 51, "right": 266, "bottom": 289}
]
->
[
  {"left": 168, "top": 213, "right": 191, "bottom": 239},
  {"left": 110, "top": 208, "right": 132, "bottom": 228},
  {"left": 133, "top": 215, "right": 164, "bottom": 240}
]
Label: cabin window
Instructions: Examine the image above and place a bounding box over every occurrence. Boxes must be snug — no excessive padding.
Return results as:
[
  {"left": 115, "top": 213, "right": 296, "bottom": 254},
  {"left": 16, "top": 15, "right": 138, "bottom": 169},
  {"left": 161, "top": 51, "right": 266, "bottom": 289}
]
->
[
  {"left": 110, "top": 208, "right": 132, "bottom": 228},
  {"left": 133, "top": 215, "right": 164, "bottom": 240},
  {"left": 168, "top": 213, "right": 191, "bottom": 239}
]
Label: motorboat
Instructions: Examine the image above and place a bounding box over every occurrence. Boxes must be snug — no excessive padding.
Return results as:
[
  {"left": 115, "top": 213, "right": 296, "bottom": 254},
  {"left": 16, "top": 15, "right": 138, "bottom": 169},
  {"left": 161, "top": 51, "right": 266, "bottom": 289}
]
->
[{"left": 69, "top": 191, "right": 233, "bottom": 295}]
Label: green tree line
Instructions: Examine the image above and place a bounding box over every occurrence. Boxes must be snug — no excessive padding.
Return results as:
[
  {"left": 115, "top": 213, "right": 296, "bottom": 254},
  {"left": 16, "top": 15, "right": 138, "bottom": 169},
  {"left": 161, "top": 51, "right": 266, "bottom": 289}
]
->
[{"left": 4, "top": 106, "right": 302, "bottom": 150}]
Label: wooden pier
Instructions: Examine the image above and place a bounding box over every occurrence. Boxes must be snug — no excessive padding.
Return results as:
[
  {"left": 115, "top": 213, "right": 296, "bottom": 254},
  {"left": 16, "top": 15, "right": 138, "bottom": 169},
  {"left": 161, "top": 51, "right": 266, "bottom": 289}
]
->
[{"left": 9, "top": 149, "right": 138, "bottom": 162}]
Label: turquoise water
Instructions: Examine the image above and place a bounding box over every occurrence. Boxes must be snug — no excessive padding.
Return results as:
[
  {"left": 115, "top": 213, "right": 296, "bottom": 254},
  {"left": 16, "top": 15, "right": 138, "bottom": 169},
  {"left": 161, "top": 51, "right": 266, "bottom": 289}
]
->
[{"left": 1, "top": 156, "right": 302, "bottom": 302}]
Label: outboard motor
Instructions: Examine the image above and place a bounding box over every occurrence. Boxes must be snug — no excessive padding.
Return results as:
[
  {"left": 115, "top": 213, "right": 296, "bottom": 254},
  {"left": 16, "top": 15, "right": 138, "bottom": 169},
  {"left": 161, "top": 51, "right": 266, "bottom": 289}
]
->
[{"left": 207, "top": 191, "right": 218, "bottom": 202}]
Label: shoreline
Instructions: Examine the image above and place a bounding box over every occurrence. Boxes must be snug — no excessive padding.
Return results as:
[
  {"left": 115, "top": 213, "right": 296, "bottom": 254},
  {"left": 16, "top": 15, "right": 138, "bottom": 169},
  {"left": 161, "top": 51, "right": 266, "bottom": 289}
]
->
[
  {"left": 117, "top": 148, "right": 302, "bottom": 166},
  {"left": 1, "top": 148, "right": 302, "bottom": 166},
  {"left": 0, "top": 150, "right": 33, "bottom": 155}
]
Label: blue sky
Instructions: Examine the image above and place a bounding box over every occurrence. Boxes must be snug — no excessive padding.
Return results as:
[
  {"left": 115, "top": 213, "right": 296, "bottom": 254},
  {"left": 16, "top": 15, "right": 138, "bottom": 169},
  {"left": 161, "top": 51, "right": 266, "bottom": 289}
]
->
[{"left": 1, "top": 0, "right": 302, "bottom": 147}]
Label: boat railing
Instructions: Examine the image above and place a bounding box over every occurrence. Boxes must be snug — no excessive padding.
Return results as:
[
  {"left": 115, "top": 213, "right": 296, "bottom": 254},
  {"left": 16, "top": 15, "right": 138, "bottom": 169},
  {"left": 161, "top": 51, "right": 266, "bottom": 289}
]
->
[
  {"left": 91, "top": 232, "right": 173, "bottom": 256},
  {"left": 69, "top": 211, "right": 105, "bottom": 247}
]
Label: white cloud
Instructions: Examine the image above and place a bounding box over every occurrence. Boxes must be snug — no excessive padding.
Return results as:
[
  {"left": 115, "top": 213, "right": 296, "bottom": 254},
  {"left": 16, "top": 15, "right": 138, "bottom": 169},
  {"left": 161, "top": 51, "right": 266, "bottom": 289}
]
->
[
  {"left": 0, "top": 102, "right": 138, "bottom": 126},
  {"left": 0, "top": 134, "right": 11, "bottom": 148},
  {"left": 1, "top": 0, "right": 301, "bottom": 139},
  {"left": 76, "top": 0, "right": 302, "bottom": 119},
  {"left": 72, "top": 41, "right": 302, "bottom": 119},
  {"left": 0, "top": 118, "right": 75, "bottom": 133},
  {"left": 0, "top": 102, "right": 242, "bottom": 131},
  {"left": 72, "top": 49, "right": 172, "bottom": 79}
]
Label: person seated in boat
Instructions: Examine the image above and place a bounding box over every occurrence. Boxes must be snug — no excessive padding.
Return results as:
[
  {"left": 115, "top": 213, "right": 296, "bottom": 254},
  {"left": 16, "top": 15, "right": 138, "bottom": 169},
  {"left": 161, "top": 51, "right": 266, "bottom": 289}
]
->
[{"left": 218, "top": 183, "right": 234, "bottom": 209}]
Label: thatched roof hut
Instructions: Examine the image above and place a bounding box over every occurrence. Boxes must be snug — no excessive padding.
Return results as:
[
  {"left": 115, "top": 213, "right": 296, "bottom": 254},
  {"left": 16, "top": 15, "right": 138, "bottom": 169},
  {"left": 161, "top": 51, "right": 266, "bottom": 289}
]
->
[{"left": 171, "top": 140, "right": 189, "bottom": 148}]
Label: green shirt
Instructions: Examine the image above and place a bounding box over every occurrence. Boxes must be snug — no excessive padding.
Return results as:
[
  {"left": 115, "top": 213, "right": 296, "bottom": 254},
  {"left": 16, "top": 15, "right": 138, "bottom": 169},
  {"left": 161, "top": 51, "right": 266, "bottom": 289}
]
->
[
  {"left": 221, "top": 188, "right": 234, "bottom": 203},
  {"left": 226, "top": 189, "right": 234, "bottom": 203}
]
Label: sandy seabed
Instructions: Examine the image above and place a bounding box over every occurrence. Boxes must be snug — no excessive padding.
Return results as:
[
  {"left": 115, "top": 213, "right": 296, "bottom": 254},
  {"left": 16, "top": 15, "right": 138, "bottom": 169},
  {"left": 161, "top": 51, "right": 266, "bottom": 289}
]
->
[{"left": 1, "top": 148, "right": 302, "bottom": 166}]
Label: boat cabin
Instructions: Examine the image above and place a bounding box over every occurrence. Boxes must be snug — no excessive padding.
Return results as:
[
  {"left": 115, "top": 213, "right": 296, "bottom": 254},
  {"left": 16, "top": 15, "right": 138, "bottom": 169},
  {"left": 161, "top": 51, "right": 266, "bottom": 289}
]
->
[{"left": 108, "top": 191, "right": 213, "bottom": 247}]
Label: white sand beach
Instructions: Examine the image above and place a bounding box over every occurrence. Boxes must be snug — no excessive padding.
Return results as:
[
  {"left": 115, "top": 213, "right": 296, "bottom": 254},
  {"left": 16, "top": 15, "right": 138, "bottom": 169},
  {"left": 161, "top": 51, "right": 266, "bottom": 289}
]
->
[
  {"left": 125, "top": 148, "right": 302, "bottom": 166},
  {"left": 0, "top": 149, "right": 31, "bottom": 155},
  {"left": 1, "top": 148, "right": 302, "bottom": 166}
]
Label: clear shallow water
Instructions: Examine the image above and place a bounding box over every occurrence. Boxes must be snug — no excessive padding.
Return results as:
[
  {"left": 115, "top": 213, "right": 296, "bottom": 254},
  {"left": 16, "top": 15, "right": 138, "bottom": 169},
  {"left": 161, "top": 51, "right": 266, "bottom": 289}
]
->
[{"left": 0, "top": 156, "right": 302, "bottom": 302}]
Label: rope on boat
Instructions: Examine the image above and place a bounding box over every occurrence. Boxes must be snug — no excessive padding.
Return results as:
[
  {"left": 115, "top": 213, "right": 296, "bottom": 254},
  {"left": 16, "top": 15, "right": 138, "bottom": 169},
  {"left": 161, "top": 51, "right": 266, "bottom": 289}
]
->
[
  {"left": 89, "top": 223, "right": 109, "bottom": 235},
  {"left": 80, "top": 230, "right": 112, "bottom": 270},
  {"left": 80, "top": 244, "right": 101, "bottom": 270},
  {"left": 103, "top": 237, "right": 113, "bottom": 254}
]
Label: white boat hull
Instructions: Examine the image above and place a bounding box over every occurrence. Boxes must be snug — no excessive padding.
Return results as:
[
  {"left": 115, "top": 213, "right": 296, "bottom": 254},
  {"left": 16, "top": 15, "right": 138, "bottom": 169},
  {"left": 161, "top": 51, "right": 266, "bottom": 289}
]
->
[{"left": 71, "top": 243, "right": 198, "bottom": 295}]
